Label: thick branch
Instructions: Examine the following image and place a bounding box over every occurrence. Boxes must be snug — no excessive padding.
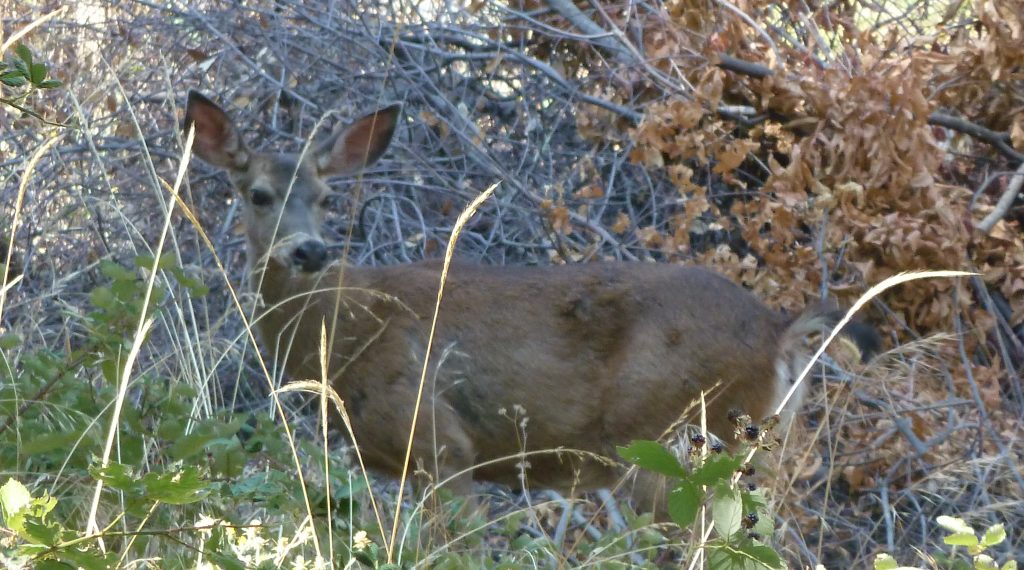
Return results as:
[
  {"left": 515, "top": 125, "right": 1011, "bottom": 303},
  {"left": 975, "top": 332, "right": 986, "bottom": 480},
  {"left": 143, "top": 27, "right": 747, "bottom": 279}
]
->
[{"left": 541, "top": 0, "right": 635, "bottom": 64}]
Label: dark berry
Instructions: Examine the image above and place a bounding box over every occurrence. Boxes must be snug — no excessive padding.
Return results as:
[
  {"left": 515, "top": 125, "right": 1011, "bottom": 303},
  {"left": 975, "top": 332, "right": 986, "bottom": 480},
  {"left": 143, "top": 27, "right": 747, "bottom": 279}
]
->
[
  {"left": 690, "top": 433, "right": 706, "bottom": 447},
  {"left": 744, "top": 425, "right": 760, "bottom": 441},
  {"left": 710, "top": 442, "right": 724, "bottom": 453}
]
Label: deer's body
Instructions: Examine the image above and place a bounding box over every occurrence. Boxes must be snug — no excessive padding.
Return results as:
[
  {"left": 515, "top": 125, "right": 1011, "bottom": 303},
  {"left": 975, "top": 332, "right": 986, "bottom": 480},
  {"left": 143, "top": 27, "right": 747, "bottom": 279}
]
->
[
  {"left": 256, "top": 257, "right": 794, "bottom": 490},
  {"left": 184, "top": 91, "right": 876, "bottom": 512}
]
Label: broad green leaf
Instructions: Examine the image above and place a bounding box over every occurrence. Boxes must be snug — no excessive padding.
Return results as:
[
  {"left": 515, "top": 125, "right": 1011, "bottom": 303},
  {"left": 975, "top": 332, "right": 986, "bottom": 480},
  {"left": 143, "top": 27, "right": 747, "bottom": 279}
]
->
[
  {"left": 90, "top": 463, "right": 139, "bottom": 493},
  {"left": 981, "top": 523, "right": 1006, "bottom": 547},
  {"left": 617, "top": 440, "right": 686, "bottom": 478},
  {"left": 0, "top": 478, "right": 31, "bottom": 522},
  {"left": 32, "top": 560, "right": 69, "bottom": 570},
  {"left": 142, "top": 467, "right": 209, "bottom": 504},
  {"left": 937, "top": 515, "right": 974, "bottom": 535},
  {"left": 0, "top": 72, "right": 26, "bottom": 87},
  {"left": 15, "top": 44, "right": 32, "bottom": 66},
  {"left": 167, "top": 428, "right": 218, "bottom": 460},
  {"left": 872, "top": 554, "right": 923, "bottom": 570},
  {"left": 22, "top": 518, "right": 61, "bottom": 546},
  {"left": 99, "top": 260, "right": 136, "bottom": 282},
  {"left": 206, "top": 551, "right": 246, "bottom": 570},
  {"left": 38, "top": 79, "right": 62, "bottom": 89},
  {"left": 975, "top": 555, "right": 998, "bottom": 570},
  {"left": 943, "top": 532, "right": 979, "bottom": 547},
  {"left": 667, "top": 481, "right": 702, "bottom": 528},
  {"left": 740, "top": 543, "right": 784, "bottom": 569},
  {"left": 0, "top": 333, "right": 22, "bottom": 349},
  {"left": 874, "top": 553, "right": 899, "bottom": 570},
  {"left": 711, "top": 483, "right": 743, "bottom": 538},
  {"left": 134, "top": 252, "right": 176, "bottom": 272},
  {"left": 12, "top": 56, "right": 28, "bottom": 76},
  {"left": 1001, "top": 561, "right": 1018, "bottom": 570},
  {"left": 89, "top": 286, "right": 115, "bottom": 309},
  {"left": 691, "top": 454, "right": 744, "bottom": 486},
  {"left": 29, "top": 62, "right": 46, "bottom": 84},
  {"left": 20, "top": 430, "right": 85, "bottom": 455},
  {"left": 56, "top": 547, "right": 119, "bottom": 570}
]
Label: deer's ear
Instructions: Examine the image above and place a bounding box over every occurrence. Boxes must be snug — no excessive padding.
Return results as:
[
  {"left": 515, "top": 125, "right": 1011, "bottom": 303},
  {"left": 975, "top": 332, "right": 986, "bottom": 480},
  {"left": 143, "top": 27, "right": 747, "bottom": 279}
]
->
[
  {"left": 184, "top": 91, "right": 250, "bottom": 170},
  {"left": 316, "top": 104, "right": 401, "bottom": 177}
]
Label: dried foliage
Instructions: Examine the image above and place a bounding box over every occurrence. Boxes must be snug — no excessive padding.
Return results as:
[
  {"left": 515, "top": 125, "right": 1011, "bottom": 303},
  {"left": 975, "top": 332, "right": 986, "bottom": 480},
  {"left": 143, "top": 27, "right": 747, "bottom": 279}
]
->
[{"left": 1, "top": 0, "right": 1022, "bottom": 566}]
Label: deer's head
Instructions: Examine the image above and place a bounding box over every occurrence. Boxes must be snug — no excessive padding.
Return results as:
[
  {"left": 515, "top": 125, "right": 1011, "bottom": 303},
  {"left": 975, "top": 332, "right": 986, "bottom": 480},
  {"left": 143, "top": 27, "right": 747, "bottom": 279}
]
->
[{"left": 184, "top": 91, "right": 400, "bottom": 273}]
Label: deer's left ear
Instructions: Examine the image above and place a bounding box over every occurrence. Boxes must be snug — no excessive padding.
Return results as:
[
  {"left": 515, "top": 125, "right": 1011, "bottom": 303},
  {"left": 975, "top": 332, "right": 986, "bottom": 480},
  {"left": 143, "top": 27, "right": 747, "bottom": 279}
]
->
[
  {"left": 184, "top": 91, "right": 251, "bottom": 170},
  {"left": 316, "top": 104, "right": 401, "bottom": 177}
]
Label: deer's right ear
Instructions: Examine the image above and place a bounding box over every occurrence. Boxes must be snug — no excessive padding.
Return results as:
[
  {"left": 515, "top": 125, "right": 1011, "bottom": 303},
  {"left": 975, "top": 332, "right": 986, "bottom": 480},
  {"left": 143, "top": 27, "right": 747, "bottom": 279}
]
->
[{"left": 184, "top": 91, "right": 250, "bottom": 170}]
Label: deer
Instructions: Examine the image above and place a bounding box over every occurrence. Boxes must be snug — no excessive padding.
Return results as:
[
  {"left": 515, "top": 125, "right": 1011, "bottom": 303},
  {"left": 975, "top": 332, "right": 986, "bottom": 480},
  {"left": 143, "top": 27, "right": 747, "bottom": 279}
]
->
[{"left": 183, "top": 90, "right": 879, "bottom": 516}]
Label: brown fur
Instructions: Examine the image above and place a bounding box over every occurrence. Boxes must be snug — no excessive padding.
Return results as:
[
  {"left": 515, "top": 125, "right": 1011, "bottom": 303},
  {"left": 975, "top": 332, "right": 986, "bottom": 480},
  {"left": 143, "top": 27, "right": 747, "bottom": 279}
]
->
[{"left": 184, "top": 91, "right": 867, "bottom": 513}]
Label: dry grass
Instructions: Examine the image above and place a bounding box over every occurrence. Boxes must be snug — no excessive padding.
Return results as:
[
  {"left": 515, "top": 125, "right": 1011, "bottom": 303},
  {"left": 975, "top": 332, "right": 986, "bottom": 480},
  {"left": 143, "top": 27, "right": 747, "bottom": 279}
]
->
[{"left": 1, "top": 0, "right": 1021, "bottom": 567}]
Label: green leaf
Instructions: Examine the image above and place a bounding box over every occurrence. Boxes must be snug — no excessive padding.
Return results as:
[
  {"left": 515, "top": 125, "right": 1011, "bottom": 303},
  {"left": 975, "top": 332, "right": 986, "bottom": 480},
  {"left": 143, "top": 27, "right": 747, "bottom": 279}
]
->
[
  {"left": 206, "top": 550, "right": 246, "bottom": 570},
  {"left": 0, "top": 478, "right": 31, "bottom": 522},
  {"left": 38, "top": 78, "right": 62, "bottom": 89},
  {"left": 167, "top": 418, "right": 245, "bottom": 460},
  {"left": 740, "top": 543, "right": 784, "bottom": 569},
  {"left": 99, "top": 260, "right": 136, "bottom": 282},
  {"left": 981, "top": 523, "right": 1006, "bottom": 547},
  {"left": 89, "top": 286, "right": 115, "bottom": 309},
  {"left": 871, "top": 553, "right": 922, "bottom": 570},
  {"left": 711, "top": 483, "right": 743, "bottom": 538},
  {"left": 12, "top": 56, "right": 28, "bottom": 77},
  {"left": 691, "top": 454, "right": 745, "bottom": 486},
  {"left": 975, "top": 555, "right": 998, "bottom": 570},
  {"left": 1, "top": 73, "right": 27, "bottom": 87},
  {"left": 142, "top": 467, "right": 209, "bottom": 504},
  {"left": 135, "top": 252, "right": 177, "bottom": 272},
  {"left": 1001, "top": 561, "right": 1018, "bottom": 570},
  {"left": 617, "top": 440, "right": 686, "bottom": 478},
  {"left": 90, "top": 463, "right": 140, "bottom": 493},
  {"left": 0, "top": 333, "right": 21, "bottom": 349},
  {"left": 29, "top": 62, "right": 46, "bottom": 85},
  {"left": 15, "top": 44, "right": 32, "bottom": 66},
  {"left": 20, "top": 430, "right": 85, "bottom": 455},
  {"left": 22, "top": 518, "right": 61, "bottom": 546},
  {"left": 943, "top": 532, "right": 979, "bottom": 548},
  {"left": 667, "top": 481, "right": 702, "bottom": 528},
  {"left": 874, "top": 553, "right": 899, "bottom": 570},
  {"left": 33, "top": 560, "right": 71, "bottom": 570},
  {"left": 937, "top": 515, "right": 975, "bottom": 535},
  {"left": 56, "top": 547, "right": 119, "bottom": 570}
]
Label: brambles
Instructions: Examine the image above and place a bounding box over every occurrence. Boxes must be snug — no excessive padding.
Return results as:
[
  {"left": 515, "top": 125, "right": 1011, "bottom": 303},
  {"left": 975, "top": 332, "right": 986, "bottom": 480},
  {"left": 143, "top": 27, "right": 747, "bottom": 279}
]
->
[{"left": 618, "top": 410, "right": 786, "bottom": 570}]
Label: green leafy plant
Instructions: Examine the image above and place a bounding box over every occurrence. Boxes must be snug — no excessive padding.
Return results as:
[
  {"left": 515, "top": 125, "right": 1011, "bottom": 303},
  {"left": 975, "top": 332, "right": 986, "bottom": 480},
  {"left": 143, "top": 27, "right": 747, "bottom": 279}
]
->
[
  {"left": 1, "top": 44, "right": 64, "bottom": 123},
  {"left": 619, "top": 434, "right": 783, "bottom": 570},
  {"left": 0, "top": 478, "right": 118, "bottom": 569},
  {"left": 874, "top": 516, "right": 1018, "bottom": 570},
  {"left": 0, "top": 254, "right": 398, "bottom": 568}
]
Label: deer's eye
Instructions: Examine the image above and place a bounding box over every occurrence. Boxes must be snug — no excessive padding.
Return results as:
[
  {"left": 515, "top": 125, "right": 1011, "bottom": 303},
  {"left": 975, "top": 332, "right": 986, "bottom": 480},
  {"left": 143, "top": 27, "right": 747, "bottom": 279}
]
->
[{"left": 250, "top": 189, "right": 274, "bottom": 206}]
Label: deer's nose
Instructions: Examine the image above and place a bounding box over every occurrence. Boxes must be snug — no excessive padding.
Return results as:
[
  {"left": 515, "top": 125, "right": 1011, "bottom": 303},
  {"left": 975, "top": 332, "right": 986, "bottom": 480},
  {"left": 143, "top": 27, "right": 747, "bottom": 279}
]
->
[{"left": 293, "top": 240, "right": 328, "bottom": 272}]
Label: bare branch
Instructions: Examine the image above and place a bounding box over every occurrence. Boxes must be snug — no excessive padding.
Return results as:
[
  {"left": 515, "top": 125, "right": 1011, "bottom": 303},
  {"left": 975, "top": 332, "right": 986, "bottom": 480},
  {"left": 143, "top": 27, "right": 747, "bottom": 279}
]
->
[{"left": 976, "top": 160, "right": 1024, "bottom": 234}]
